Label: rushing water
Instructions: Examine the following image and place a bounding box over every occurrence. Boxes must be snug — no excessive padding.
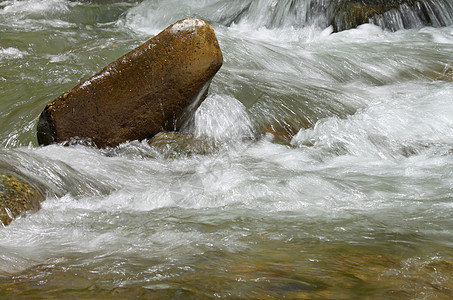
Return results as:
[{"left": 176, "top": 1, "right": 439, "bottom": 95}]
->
[{"left": 2, "top": 0, "right": 453, "bottom": 298}]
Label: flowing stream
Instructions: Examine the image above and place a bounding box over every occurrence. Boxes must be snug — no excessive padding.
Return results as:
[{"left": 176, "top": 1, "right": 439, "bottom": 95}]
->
[{"left": 2, "top": 0, "right": 453, "bottom": 298}]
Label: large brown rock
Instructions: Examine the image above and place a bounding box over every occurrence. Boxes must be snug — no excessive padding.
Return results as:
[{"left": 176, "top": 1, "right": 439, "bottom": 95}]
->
[
  {"left": 37, "top": 18, "right": 223, "bottom": 148},
  {"left": 0, "top": 172, "right": 44, "bottom": 226}
]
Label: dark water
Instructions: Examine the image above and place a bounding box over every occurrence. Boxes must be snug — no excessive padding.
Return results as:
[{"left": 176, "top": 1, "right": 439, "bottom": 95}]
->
[{"left": 1, "top": 0, "right": 453, "bottom": 298}]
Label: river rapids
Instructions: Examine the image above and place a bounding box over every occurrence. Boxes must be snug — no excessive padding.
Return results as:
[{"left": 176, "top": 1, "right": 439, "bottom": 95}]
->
[{"left": 1, "top": 0, "right": 453, "bottom": 298}]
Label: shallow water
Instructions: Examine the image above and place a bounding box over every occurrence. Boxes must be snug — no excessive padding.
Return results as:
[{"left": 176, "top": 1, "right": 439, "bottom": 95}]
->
[{"left": 1, "top": 0, "right": 453, "bottom": 298}]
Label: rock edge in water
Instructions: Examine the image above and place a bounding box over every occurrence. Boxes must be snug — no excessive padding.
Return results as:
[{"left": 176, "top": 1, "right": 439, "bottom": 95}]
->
[
  {"left": 149, "top": 132, "right": 217, "bottom": 158},
  {"left": 331, "top": 0, "right": 453, "bottom": 32},
  {"left": 37, "top": 18, "right": 223, "bottom": 148},
  {"left": 0, "top": 172, "right": 44, "bottom": 226}
]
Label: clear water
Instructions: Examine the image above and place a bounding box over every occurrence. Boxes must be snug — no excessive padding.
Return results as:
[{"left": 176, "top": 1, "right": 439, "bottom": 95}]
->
[{"left": 1, "top": 0, "right": 453, "bottom": 298}]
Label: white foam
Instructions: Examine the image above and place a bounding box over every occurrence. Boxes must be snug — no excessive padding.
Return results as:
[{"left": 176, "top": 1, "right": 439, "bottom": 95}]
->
[
  {"left": 0, "top": 47, "right": 28, "bottom": 59},
  {"left": 1, "top": 0, "right": 70, "bottom": 14},
  {"left": 188, "top": 94, "right": 255, "bottom": 142},
  {"left": 292, "top": 83, "right": 453, "bottom": 159}
]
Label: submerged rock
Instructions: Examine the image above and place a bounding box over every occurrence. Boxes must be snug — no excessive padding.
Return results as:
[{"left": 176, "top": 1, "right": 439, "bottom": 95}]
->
[
  {"left": 332, "top": 0, "right": 453, "bottom": 32},
  {"left": 420, "top": 65, "right": 453, "bottom": 81},
  {"left": 260, "top": 118, "right": 311, "bottom": 146},
  {"left": 37, "top": 18, "right": 223, "bottom": 148},
  {"left": 0, "top": 172, "right": 44, "bottom": 226}
]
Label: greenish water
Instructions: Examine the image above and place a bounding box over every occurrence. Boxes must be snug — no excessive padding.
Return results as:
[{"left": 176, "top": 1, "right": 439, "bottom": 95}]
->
[{"left": 2, "top": 0, "right": 453, "bottom": 298}]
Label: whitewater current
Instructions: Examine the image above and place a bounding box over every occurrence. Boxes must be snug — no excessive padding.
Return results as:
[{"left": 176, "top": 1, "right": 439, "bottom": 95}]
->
[{"left": 1, "top": 0, "right": 453, "bottom": 297}]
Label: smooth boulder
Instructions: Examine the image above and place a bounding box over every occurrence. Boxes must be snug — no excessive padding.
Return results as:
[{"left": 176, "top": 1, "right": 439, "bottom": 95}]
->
[
  {"left": 37, "top": 18, "right": 223, "bottom": 148},
  {"left": 0, "top": 172, "right": 44, "bottom": 226}
]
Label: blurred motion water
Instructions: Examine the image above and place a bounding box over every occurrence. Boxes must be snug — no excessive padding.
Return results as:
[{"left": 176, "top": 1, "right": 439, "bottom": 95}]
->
[{"left": 1, "top": 0, "right": 453, "bottom": 298}]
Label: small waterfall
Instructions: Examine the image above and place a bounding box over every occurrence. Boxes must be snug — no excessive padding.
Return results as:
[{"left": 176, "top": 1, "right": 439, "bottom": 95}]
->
[
  {"left": 333, "top": 0, "right": 453, "bottom": 32},
  {"left": 124, "top": 0, "right": 453, "bottom": 33},
  {"left": 226, "top": 0, "right": 453, "bottom": 31},
  {"left": 225, "top": 0, "right": 333, "bottom": 28},
  {"left": 232, "top": 0, "right": 311, "bottom": 28}
]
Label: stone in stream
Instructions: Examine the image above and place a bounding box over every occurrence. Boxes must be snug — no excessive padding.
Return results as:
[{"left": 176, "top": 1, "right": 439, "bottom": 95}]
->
[
  {"left": 0, "top": 172, "right": 44, "bottom": 226},
  {"left": 331, "top": 0, "right": 453, "bottom": 32},
  {"left": 37, "top": 18, "right": 223, "bottom": 148},
  {"left": 260, "top": 118, "right": 311, "bottom": 146},
  {"left": 148, "top": 132, "right": 217, "bottom": 158}
]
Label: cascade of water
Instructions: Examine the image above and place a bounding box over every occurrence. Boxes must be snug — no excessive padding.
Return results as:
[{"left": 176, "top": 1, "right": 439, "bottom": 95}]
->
[
  {"left": 240, "top": 0, "right": 453, "bottom": 31},
  {"left": 343, "top": 0, "right": 453, "bottom": 32},
  {"left": 124, "top": 0, "right": 453, "bottom": 32}
]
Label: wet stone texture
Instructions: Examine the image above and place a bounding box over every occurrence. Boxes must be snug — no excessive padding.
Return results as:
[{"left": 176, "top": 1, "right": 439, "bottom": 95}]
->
[
  {"left": 149, "top": 132, "right": 217, "bottom": 158},
  {"left": 0, "top": 173, "right": 44, "bottom": 226},
  {"left": 37, "top": 18, "right": 223, "bottom": 148}
]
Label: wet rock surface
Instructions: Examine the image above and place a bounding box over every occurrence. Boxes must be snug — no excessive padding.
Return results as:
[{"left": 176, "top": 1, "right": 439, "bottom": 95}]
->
[
  {"left": 149, "top": 132, "right": 216, "bottom": 158},
  {"left": 260, "top": 118, "right": 311, "bottom": 146},
  {"left": 37, "top": 18, "right": 223, "bottom": 148},
  {"left": 0, "top": 172, "right": 44, "bottom": 226}
]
